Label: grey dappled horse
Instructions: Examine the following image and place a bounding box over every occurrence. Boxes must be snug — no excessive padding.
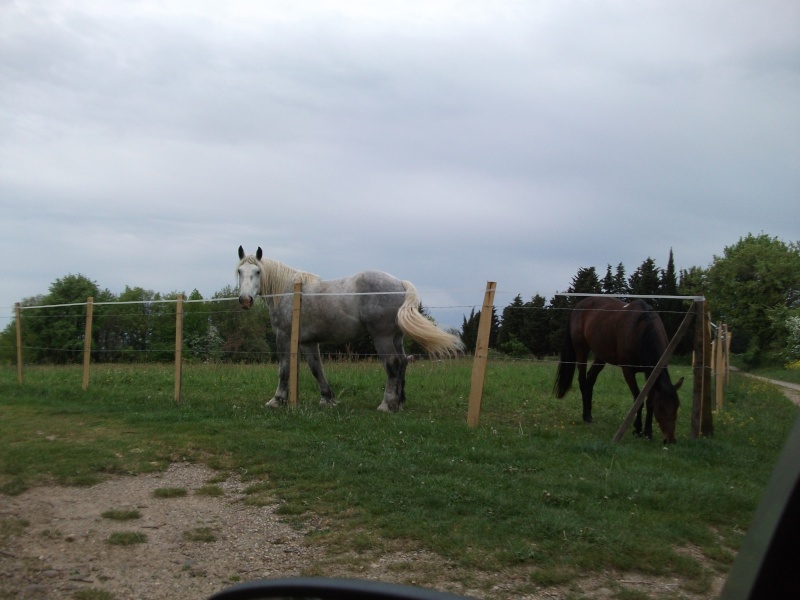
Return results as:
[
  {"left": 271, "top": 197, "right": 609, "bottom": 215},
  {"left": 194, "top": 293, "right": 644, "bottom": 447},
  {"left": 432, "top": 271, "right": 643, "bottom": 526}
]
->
[{"left": 236, "top": 246, "right": 464, "bottom": 412}]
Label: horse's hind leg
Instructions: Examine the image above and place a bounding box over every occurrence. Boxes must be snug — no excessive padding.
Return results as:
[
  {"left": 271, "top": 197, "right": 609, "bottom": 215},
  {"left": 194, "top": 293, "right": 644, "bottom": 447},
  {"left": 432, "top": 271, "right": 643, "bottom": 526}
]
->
[
  {"left": 393, "top": 333, "right": 408, "bottom": 407},
  {"left": 374, "top": 334, "right": 407, "bottom": 413},
  {"left": 302, "top": 343, "right": 336, "bottom": 407},
  {"left": 578, "top": 360, "right": 604, "bottom": 423}
]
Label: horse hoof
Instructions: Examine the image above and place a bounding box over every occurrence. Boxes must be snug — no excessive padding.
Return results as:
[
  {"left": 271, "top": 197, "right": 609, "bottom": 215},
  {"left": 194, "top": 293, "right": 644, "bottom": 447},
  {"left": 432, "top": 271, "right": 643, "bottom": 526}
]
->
[
  {"left": 319, "top": 398, "right": 336, "bottom": 408},
  {"left": 377, "top": 402, "right": 391, "bottom": 413},
  {"left": 265, "top": 398, "right": 284, "bottom": 409}
]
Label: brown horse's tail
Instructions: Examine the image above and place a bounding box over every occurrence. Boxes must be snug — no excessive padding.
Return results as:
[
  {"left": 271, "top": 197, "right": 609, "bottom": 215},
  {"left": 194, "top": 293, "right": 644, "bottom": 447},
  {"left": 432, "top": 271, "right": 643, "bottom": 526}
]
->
[
  {"left": 554, "top": 325, "right": 576, "bottom": 398},
  {"left": 397, "top": 281, "right": 464, "bottom": 358}
]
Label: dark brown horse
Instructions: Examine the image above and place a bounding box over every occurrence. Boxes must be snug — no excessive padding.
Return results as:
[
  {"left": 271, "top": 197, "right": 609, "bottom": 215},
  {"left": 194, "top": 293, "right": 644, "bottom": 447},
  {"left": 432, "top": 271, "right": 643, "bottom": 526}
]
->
[{"left": 554, "top": 297, "right": 683, "bottom": 443}]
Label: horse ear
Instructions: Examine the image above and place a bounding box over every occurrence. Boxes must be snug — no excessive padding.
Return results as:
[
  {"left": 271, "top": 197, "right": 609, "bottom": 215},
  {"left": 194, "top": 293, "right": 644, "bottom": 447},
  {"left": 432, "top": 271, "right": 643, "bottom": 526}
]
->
[
  {"left": 674, "top": 377, "right": 684, "bottom": 392},
  {"left": 238, "top": 246, "right": 245, "bottom": 260},
  {"left": 256, "top": 247, "right": 263, "bottom": 260}
]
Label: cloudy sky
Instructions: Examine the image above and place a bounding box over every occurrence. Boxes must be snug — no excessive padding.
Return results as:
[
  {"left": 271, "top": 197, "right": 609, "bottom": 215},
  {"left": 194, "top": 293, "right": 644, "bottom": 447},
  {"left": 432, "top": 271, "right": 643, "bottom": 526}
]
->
[{"left": 2, "top": 0, "right": 798, "bottom": 328}]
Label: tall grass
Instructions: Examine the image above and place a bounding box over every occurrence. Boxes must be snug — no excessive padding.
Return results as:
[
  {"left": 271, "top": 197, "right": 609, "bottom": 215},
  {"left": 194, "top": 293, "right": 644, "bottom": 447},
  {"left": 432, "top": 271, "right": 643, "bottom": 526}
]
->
[{"left": 1, "top": 359, "right": 796, "bottom": 592}]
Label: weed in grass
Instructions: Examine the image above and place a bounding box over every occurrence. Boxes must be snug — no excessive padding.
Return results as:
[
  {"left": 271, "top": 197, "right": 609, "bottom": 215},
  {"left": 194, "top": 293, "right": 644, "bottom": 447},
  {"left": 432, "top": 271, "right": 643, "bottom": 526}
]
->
[
  {"left": 153, "top": 487, "right": 187, "bottom": 498},
  {"left": 101, "top": 509, "right": 141, "bottom": 521},
  {"left": 40, "top": 529, "right": 63, "bottom": 540},
  {"left": 196, "top": 485, "right": 225, "bottom": 497},
  {"left": 107, "top": 531, "right": 147, "bottom": 545},
  {"left": 182, "top": 527, "right": 217, "bottom": 542},
  {"left": 242, "top": 481, "right": 273, "bottom": 507},
  {"left": 205, "top": 472, "right": 230, "bottom": 484}
]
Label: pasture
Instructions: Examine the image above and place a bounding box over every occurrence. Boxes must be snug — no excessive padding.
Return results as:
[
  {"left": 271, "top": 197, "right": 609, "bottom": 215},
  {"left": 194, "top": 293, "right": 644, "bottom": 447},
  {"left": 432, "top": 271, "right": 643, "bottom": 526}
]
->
[{"left": 1, "top": 359, "right": 797, "bottom": 597}]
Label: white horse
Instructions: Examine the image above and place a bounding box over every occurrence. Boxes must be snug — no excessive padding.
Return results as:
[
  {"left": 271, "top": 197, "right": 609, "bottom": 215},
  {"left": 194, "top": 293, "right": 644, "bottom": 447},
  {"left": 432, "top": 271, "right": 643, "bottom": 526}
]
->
[{"left": 236, "top": 246, "right": 463, "bottom": 412}]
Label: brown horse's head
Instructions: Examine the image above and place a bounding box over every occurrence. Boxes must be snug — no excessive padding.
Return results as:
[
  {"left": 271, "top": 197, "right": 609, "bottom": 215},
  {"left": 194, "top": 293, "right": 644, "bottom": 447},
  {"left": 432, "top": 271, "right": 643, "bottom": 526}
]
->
[{"left": 654, "top": 376, "right": 684, "bottom": 444}]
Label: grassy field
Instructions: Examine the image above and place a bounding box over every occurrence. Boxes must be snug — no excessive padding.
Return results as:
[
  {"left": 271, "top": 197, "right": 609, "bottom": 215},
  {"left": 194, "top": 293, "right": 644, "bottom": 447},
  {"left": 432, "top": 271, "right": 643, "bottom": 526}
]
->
[{"left": 1, "top": 358, "right": 797, "bottom": 596}]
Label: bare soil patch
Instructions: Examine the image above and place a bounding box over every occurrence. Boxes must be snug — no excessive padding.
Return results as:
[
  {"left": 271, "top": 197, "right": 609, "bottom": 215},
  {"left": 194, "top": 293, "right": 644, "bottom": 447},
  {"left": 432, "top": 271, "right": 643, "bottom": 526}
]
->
[{"left": 1, "top": 463, "right": 726, "bottom": 600}]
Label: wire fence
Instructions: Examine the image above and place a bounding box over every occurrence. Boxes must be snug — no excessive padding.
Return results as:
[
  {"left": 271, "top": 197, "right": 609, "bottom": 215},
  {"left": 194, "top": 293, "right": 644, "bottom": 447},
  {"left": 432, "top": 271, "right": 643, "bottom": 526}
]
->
[{"left": 5, "top": 288, "right": 722, "bottom": 438}]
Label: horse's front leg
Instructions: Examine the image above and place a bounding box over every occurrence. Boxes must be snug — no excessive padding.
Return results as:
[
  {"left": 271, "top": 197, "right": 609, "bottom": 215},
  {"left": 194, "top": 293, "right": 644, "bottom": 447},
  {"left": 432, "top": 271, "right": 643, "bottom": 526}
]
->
[
  {"left": 622, "top": 369, "right": 649, "bottom": 439},
  {"left": 267, "top": 351, "right": 290, "bottom": 408},
  {"left": 302, "top": 343, "right": 335, "bottom": 407},
  {"left": 578, "top": 361, "right": 604, "bottom": 423}
]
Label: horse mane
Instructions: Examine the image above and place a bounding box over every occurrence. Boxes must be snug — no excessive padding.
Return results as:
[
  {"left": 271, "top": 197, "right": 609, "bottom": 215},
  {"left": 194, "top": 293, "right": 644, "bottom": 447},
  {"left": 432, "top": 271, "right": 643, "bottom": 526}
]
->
[{"left": 237, "top": 255, "right": 320, "bottom": 305}]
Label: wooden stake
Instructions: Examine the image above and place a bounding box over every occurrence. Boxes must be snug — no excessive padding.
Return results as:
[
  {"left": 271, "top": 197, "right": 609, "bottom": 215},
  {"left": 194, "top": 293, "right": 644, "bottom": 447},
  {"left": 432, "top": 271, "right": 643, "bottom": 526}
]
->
[
  {"left": 467, "top": 282, "right": 496, "bottom": 427},
  {"left": 701, "top": 304, "right": 713, "bottom": 436},
  {"left": 82, "top": 297, "right": 93, "bottom": 391},
  {"left": 691, "top": 301, "right": 704, "bottom": 439},
  {"left": 174, "top": 294, "right": 184, "bottom": 403},
  {"left": 15, "top": 302, "right": 23, "bottom": 385}
]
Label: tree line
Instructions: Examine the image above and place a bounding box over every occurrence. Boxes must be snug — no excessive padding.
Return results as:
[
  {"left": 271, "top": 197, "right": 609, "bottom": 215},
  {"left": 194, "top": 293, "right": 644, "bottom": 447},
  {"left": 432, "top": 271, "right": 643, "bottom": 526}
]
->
[{"left": 2, "top": 234, "right": 798, "bottom": 367}]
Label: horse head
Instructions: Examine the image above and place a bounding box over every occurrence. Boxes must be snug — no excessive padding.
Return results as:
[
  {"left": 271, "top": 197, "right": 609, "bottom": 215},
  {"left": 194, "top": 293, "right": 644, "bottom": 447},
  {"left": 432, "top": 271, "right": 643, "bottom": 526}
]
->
[
  {"left": 653, "top": 376, "right": 684, "bottom": 444},
  {"left": 236, "top": 246, "right": 263, "bottom": 310}
]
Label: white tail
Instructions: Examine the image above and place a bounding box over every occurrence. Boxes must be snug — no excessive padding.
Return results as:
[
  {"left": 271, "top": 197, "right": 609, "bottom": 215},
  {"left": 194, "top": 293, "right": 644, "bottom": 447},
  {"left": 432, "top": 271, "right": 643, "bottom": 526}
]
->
[{"left": 396, "top": 281, "right": 464, "bottom": 358}]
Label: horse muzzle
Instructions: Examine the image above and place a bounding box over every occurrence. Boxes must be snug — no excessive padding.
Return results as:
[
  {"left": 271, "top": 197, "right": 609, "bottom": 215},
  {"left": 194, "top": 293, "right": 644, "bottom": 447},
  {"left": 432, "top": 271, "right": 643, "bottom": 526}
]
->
[{"left": 238, "top": 294, "right": 254, "bottom": 310}]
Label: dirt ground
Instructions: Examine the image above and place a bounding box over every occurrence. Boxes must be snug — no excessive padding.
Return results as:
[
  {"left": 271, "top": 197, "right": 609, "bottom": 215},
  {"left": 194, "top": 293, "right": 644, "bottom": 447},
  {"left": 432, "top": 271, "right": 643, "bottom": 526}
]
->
[
  {"left": 0, "top": 464, "right": 730, "bottom": 600},
  {"left": 6, "top": 373, "right": 799, "bottom": 600}
]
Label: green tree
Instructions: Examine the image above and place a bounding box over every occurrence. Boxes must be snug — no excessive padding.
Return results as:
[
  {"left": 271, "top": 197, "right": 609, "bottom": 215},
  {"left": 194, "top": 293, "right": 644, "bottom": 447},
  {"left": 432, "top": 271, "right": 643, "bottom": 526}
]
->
[
  {"left": 21, "top": 274, "right": 114, "bottom": 364},
  {"left": 497, "top": 295, "right": 525, "bottom": 354},
  {"left": 660, "top": 249, "right": 688, "bottom": 352},
  {"left": 678, "top": 266, "right": 707, "bottom": 298},
  {"left": 628, "top": 258, "right": 662, "bottom": 301},
  {"left": 210, "top": 286, "right": 272, "bottom": 362},
  {"left": 570, "top": 267, "right": 601, "bottom": 297},
  {"left": 706, "top": 233, "right": 800, "bottom": 364},
  {"left": 460, "top": 305, "right": 499, "bottom": 354},
  {"left": 602, "top": 263, "right": 629, "bottom": 297},
  {"left": 521, "top": 294, "right": 550, "bottom": 358}
]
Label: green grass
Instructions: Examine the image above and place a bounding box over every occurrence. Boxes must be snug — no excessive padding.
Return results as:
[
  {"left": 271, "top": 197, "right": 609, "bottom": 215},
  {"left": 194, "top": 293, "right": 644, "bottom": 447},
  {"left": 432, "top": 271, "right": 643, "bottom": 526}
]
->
[
  {"left": 101, "top": 509, "right": 141, "bottom": 521},
  {"left": 744, "top": 364, "right": 800, "bottom": 385},
  {"left": 153, "top": 487, "right": 187, "bottom": 498},
  {"left": 183, "top": 527, "right": 217, "bottom": 542},
  {"left": 1, "top": 359, "right": 797, "bottom": 594},
  {"left": 106, "top": 531, "right": 147, "bottom": 545}
]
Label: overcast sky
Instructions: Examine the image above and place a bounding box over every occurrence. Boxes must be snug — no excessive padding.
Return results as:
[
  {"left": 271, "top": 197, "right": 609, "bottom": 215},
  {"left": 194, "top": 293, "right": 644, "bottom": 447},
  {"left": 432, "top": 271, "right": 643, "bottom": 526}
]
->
[{"left": 2, "top": 0, "right": 798, "bottom": 328}]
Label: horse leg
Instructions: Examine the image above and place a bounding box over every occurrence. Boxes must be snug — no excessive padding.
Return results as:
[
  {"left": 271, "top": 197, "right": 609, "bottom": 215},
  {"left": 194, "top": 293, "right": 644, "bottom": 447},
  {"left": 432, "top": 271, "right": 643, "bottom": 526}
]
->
[
  {"left": 267, "top": 333, "right": 290, "bottom": 407},
  {"left": 578, "top": 360, "right": 604, "bottom": 423},
  {"left": 374, "top": 334, "right": 407, "bottom": 413},
  {"left": 622, "top": 369, "right": 649, "bottom": 439},
  {"left": 393, "top": 333, "right": 408, "bottom": 407},
  {"left": 302, "top": 343, "right": 336, "bottom": 407}
]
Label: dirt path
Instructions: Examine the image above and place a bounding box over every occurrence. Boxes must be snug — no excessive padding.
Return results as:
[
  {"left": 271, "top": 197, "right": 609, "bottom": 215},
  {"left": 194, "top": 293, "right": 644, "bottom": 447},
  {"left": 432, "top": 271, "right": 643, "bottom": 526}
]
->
[
  {"left": 0, "top": 461, "right": 727, "bottom": 600},
  {"left": 0, "top": 463, "right": 325, "bottom": 600}
]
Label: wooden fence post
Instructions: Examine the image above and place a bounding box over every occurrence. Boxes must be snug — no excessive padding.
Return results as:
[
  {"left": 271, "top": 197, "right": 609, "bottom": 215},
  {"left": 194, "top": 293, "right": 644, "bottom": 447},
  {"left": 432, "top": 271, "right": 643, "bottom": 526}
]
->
[
  {"left": 725, "top": 324, "right": 732, "bottom": 386},
  {"left": 82, "top": 297, "right": 93, "bottom": 391},
  {"left": 174, "top": 294, "right": 184, "bottom": 403},
  {"left": 691, "top": 300, "right": 714, "bottom": 438},
  {"left": 467, "top": 282, "right": 496, "bottom": 427},
  {"left": 15, "top": 302, "right": 23, "bottom": 385},
  {"left": 701, "top": 303, "right": 713, "bottom": 436},
  {"left": 715, "top": 320, "right": 724, "bottom": 411},
  {"left": 289, "top": 282, "right": 303, "bottom": 407}
]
